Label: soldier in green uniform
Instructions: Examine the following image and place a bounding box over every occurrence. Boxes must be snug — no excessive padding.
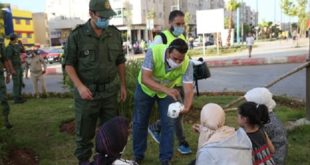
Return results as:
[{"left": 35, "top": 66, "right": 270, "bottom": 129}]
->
[
  {"left": 0, "top": 37, "right": 13, "bottom": 129},
  {"left": 5, "top": 33, "right": 25, "bottom": 104},
  {"left": 64, "top": 0, "right": 127, "bottom": 164}
]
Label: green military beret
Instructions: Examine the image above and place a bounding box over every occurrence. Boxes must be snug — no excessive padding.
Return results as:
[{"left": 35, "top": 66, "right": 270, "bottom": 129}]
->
[{"left": 89, "top": 0, "right": 116, "bottom": 18}]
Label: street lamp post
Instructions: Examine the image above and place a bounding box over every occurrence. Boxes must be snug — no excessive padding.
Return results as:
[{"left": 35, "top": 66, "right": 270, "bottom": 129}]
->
[
  {"left": 237, "top": 7, "right": 240, "bottom": 44},
  {"left": 306, "top": 0, "right": 310, "bottom": 121},
  {"left": 307, "top": 28, "right": 310, "bottom": 120}
]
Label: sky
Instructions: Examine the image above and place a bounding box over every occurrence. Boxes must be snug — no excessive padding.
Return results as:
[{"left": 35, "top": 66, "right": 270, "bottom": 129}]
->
[
  {"left": 0, "top": 0, "right": 46, "bottom": 12},
  {"left": 1, "top": 0, "right": 310, "bottom": 23}
]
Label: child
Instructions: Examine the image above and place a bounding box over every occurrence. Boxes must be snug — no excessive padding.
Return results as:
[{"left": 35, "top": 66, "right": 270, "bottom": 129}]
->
[
  {"left": 238, "top": 102, "right": 275, "bottom": 165},
  {"left": 245, "top": 87, "right": 287, "bottom": 165},
  {"left": 89, "top": 116, "right": 137, "bottom": 165},
  {"left": 192, "top": 103, "right": 252, "bottom": 165},
  {"left": 246, "top": 32, "right": 254, "bottom": 58}
]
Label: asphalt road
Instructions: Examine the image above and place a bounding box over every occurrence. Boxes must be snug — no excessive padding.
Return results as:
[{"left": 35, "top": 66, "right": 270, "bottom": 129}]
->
[
  {"left": 197, "top": 63, "right": 306, "bottom": 101},
  {"left": 5, "top": 63, "right": 307, "bottom": 101}
]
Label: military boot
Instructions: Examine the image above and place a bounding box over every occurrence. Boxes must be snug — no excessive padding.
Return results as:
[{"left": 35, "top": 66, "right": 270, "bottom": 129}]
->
[{"left": 3, "top": 116, "right": 13, "bottom": 129}]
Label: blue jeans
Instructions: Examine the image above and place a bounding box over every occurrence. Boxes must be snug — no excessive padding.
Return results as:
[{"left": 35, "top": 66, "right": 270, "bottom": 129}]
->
[{"left": 133, "top": 84, "right": 175, "bottom": 161}]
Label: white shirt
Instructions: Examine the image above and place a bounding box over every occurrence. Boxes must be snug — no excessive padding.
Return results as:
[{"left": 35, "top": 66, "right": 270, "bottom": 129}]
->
[{"left": 246, "top": 36, "right": 255, "bottom": 46}]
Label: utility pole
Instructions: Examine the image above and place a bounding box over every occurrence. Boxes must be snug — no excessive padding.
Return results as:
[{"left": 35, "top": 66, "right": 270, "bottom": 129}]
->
[
  {"left": 307, "top": 26, "right": 310, "bottom": 120},
  {"left": 256, "top": 0, "right": 259, "bottom": 40},
  {"left": 306, "top": 0, "right": 310, "bottom": 120},
  {"left": 237, "top": 7, "right": 240, "bottom": 44},
  {"left": 241, "top": 0, "right": 244, "bottom": 44}
]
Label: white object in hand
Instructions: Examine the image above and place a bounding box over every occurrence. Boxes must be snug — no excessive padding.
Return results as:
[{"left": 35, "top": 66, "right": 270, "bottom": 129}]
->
[{"left": 167, "top": 102, "right": 184, "bottom": 118}]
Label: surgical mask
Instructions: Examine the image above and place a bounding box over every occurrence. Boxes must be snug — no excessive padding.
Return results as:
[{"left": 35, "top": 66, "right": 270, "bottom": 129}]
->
[
  {"left": 172, "top": 26, "right": 184, "bottom": 36},
  {"left": 167, "top": 58, "right": 181, "bottom": 69},
  {"left": 95, "top": 17, "right": 109, "bottom": 29}
]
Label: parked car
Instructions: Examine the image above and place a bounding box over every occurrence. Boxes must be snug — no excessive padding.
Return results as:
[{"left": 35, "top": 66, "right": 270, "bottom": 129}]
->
[
  {"left": 205, "top": 38, "right": 214, "bottom": 46},
  {"left": 193, "top": 38, "right": 202, "bottom": 47},
  {"left": 36, "top": 49, "right": 49, "bottom": 60},
  {"left": 46, "top": 48, "right": 63, "bottom": 64}
]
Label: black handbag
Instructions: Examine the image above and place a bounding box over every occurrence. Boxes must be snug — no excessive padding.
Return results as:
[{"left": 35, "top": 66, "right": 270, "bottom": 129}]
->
[{"left": 193, "top": 61, "right": 211, "bottom": 80}]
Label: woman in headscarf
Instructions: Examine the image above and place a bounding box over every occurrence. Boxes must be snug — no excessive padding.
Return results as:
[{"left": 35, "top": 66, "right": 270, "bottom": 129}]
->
[
  {"left": 193, "top": 103, "right": 252, "bottom": 165},
  {"left": 244, "top": 87, "right": 288, "bottom": 165},
  {"left": 91, "top": 116, "right": 131, "bottom": 165}
]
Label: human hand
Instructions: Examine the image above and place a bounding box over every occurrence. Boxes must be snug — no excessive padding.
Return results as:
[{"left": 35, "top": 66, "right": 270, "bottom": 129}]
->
[
  {"left": 11, "top": 70, "right": 16, "bottom": 76},
  {"left": 180, "top": 106, "right": 190, "bottom": 114},
  {"left": 119, "top": 85, "right": 127, "bottom": 102},
  {"left": 77, "top": 85, "right": 93, "bottom": 100},
  {"left": 192, "top": 124, "right": 200, "bottom": 133},
  {"left": 165, "top": 88, "right": 180, "bottom": 101}
]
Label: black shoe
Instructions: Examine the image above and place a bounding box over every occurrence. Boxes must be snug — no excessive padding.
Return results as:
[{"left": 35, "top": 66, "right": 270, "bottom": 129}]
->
[
  {"left": 134, "top": 158, "right": 143, "bottom": 165},
  {"left": 161, "top": 160, "right": 171, "bottom": 165},
  {"left": 4, "top": 123, "right": 13, "bottom": 129},
  {"left": 78, "top": 161, "right": 90, "bottom": 165}
]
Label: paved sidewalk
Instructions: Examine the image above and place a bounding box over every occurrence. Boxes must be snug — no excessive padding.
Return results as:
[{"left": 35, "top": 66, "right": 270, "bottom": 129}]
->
[{"left": 199, "top": 38, "right": 309, "bottom": 67}]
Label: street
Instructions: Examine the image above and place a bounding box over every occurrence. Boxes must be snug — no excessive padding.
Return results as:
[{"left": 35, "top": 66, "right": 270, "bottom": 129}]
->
[
  {"left": 6, "top": 73, "right": 69, "bottom": 95},
  {"left": 198, "top": 63, "right": 306, "bottom": 101},
  {"left": 6, "top": 63, "right": 307, "bottom": 101}
]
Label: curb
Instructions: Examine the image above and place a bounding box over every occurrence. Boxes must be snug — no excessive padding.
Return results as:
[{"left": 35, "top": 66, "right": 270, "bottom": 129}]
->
[
  {"left": 46, "top": 66, "right": 63, "bottom": 75},
  {"left": 206, "top": 54, "right": 308, "bottom": 67},
  {"left": 44, "top": 54, "right": 308, "bottom": 74}
]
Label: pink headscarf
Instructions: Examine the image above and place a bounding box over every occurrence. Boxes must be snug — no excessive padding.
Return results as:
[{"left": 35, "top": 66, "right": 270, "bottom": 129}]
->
[{"left": 198, "top": 103, "right": 235, "bottom": 148}]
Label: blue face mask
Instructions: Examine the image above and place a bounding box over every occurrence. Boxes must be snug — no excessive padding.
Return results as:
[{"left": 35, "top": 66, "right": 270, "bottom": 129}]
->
[
  {"left": 172, "top": 26, "right": 184, "bottom": 36},
  {"left": 95, "top": 17, "right": 109, "bottom": 29}
]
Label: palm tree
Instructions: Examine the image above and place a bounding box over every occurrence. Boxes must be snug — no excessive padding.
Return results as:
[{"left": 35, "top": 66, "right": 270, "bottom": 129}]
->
[{"left": 226, "top": 0, "right": 240, "bottom": 47}]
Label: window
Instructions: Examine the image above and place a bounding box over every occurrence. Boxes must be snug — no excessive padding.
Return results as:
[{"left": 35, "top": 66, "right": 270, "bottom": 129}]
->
[
  {"left": 17, "top": 33, "right": 22, "bottom": 38},
  {"left": 26, "top": 20, "right": 30, "bottom": 25},
  {"left": 15, "top": 19, "right": 21, "bottom": 24},
  {"left": 27, "top": 33, "right": 32, "bottom": 38}
]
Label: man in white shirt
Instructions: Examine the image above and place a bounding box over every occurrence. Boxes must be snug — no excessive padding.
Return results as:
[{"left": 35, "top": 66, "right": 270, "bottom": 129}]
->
[{"left": 246, "top": 32, "right": 255, "bottom": 58}]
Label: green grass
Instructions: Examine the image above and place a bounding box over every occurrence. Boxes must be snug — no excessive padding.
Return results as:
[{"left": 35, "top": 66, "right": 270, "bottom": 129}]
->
[
  {"left": 0, "top": 96, "right": 309, "bottom": 165},
  {"left": 187, "top": 45, "right": 249, "bottom": 57}
]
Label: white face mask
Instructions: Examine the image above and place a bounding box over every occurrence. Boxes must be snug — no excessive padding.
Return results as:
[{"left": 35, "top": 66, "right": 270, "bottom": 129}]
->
[{"left": 167, "top": 58, "right": 181, "bottom": 69}]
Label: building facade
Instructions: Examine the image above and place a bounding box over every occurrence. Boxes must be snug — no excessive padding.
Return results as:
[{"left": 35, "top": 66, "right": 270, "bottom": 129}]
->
[
  {"left": 45, "top": 0, "right": 88, "bottom": 46},
  {"left": 12, "top": 8, "right": 35, "bottom": 47},
  {"left": 110, "top": 0, "right": 164, "bottom": 43},
  {"left": 32, "top": 13, "right": 50, "bottom": 46}
]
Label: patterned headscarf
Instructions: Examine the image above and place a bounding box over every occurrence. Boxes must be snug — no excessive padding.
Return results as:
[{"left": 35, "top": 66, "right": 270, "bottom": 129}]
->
[{"left": 92, "top": 116, "right": 130, "bottom": 165}]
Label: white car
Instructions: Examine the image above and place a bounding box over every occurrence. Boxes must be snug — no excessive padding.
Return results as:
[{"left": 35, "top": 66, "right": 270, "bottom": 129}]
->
[{"left": 193, "top": 38, "right": 202, "bottom": 47}]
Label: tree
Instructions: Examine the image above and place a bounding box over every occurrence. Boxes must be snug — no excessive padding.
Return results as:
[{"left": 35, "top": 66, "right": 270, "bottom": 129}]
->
[
  {"left": 226, "top": 0, "right": 240, "bottom": 47},
  {"left": 258, "top": 20, "right": 273, "bottom": 39},
  {"left": 184, "top": 12, "right": 192, "bottom": 39},
  {"left": 281, "top": 0, "right": 308, "bottom": 37},
  {"left": 146, "top": 10, "right": 156, "bottom": 40},
  {"left": 123, "top": 0, "right": 133, "bottom": 55}
]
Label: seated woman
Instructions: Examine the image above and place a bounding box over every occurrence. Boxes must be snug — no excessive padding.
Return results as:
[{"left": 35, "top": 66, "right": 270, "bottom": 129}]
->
[
  {"left": 244, "top": 87, "right": 287, "bottom": 165},
  {"left": 91, "top": 116, "right": 136, "bottom": 165},
  {"left": 193, "top": 103, "right": 252, "bottom": 165}
]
